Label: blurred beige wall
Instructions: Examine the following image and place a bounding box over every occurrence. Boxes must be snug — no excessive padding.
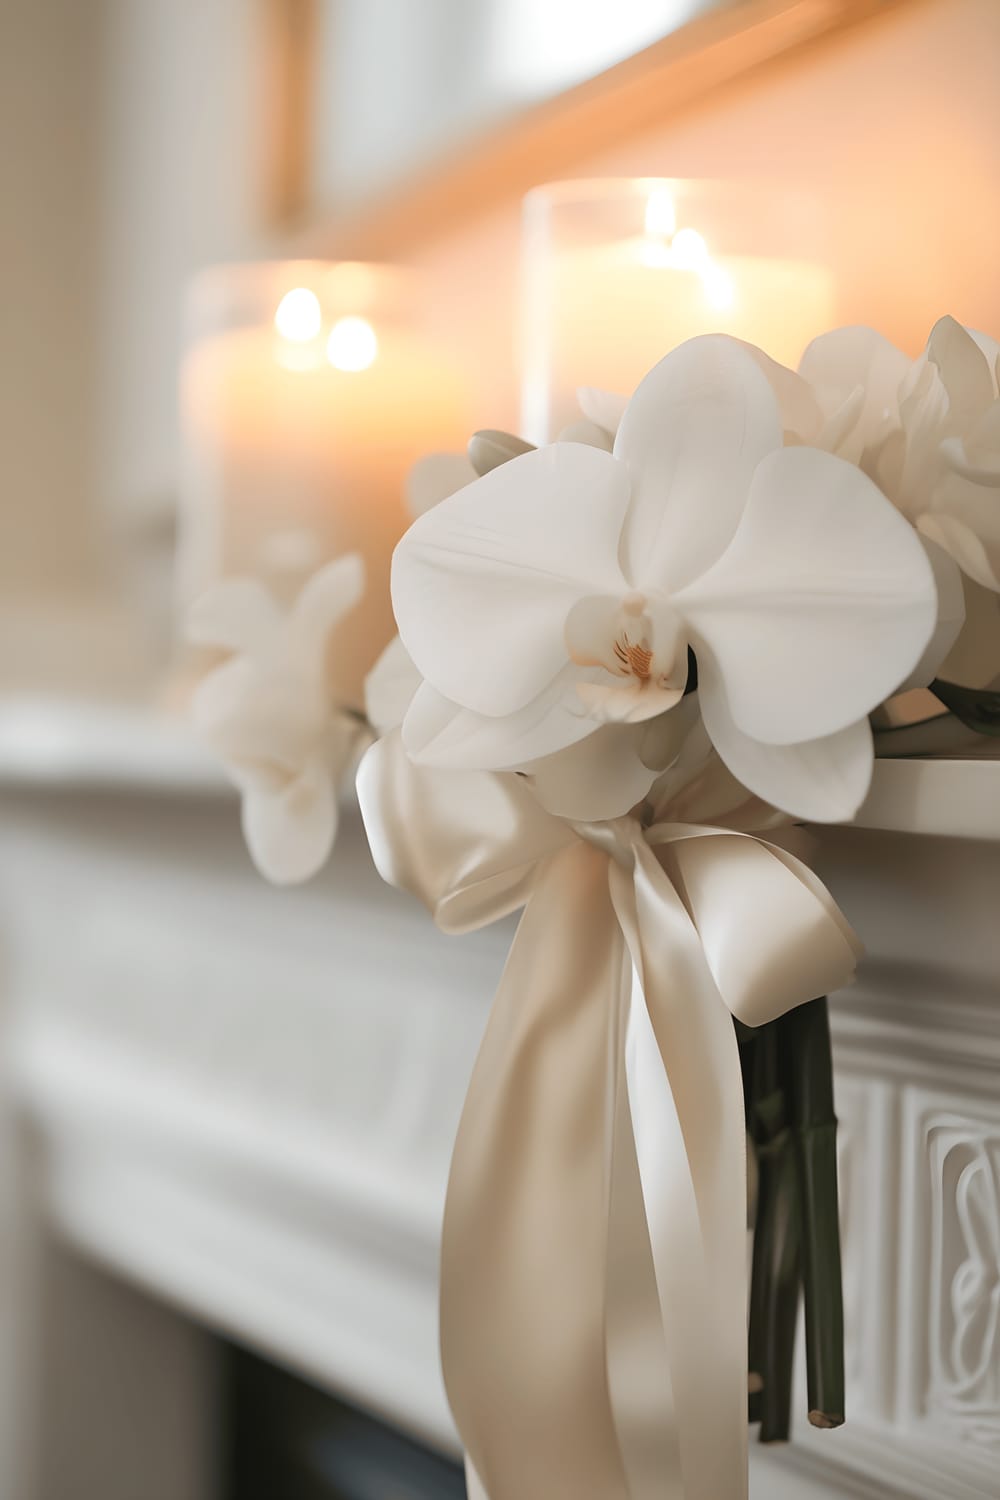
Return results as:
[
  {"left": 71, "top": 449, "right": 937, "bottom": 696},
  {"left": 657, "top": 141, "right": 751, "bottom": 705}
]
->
[
  {"left": 0, "top": 0, "right": 105, "bottom": 598},
  {"left": 0, "top": 0, "right": 268, "bottom": 692},
  {"left": 96, "top": 0, "right": 266, "bottom": 531}
]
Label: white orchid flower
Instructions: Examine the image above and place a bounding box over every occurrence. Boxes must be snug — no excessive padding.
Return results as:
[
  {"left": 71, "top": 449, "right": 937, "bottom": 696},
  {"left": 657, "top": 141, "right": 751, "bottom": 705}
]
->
[
  {"left": 392, "top": 335, "right": 939, "bottom": 822},
  {"left": 801, "top": 317, "right": 1000, "bottom": 592},
  {"left": 189, "top": 555, "right": 367, "bottom": 884},
  {"left": 368, "top": 426, "right": 681, "bottom": 824}
]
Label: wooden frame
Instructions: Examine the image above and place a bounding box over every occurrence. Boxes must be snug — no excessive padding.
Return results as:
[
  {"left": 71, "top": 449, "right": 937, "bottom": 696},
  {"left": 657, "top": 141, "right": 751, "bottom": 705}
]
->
[
  {"left": 265, "top": 0, "right": 906, "bottom": 257},
  {"left": 260, "top": 0, "right": 320, "bottom": 226}
]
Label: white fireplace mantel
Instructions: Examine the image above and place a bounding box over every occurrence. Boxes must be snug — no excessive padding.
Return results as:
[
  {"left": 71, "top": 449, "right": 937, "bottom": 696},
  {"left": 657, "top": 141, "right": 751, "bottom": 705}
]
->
[{"left": 0, "top": 697, "right": 997, "bottom": 1500}]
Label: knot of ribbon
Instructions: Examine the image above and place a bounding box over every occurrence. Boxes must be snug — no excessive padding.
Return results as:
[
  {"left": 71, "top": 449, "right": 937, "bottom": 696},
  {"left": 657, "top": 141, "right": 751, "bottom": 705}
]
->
[{"left": 358, "top": 732, "right": 861, "bottom": 1500}]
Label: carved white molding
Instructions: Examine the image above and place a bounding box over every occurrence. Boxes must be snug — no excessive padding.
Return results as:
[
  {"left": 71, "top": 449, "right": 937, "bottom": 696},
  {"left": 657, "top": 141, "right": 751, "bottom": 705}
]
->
[{"left": 927, "top": 1119, "right": 1000, "bottom": 1450}]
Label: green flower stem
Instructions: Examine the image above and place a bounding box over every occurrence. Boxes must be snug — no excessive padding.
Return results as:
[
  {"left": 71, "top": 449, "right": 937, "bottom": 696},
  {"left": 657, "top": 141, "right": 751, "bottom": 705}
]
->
[
  {"left": 779, "top": 997, "right": 845, "bottom": 1430},
  {"left": 735, "top": 1020, "right": 761, "bottom": 1423},
  {"left": 746, "top": 1023, "right": 801, "bottom": 1443},
  {"left": 930, "top": 677, "right": 1000, "bottom": 735}
]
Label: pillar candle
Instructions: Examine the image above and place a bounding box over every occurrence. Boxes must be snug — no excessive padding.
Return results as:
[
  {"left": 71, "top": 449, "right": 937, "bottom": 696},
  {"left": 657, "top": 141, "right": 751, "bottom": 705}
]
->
[
  {"left": 520, "top": 179, "right": 835, "bottom": 442},
  {"left": 177, "top": 261, "right": 469, "bottom": 705}
]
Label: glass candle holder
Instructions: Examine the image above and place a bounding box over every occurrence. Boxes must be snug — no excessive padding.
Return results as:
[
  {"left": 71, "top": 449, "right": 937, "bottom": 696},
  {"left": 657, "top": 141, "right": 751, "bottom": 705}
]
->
[
  {"left": 177, "top": 259, "right": 469, "bottom": 704},
  {"left": 520, "top": 178, "right": 835, "bottom": 442}
]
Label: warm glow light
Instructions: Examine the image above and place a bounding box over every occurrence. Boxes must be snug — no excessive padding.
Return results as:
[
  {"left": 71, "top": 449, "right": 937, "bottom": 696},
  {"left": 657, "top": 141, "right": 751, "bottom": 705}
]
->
[
  {"left": 644, "top": 189, "right": 676, "bottom": 239},
  {"left": 702, "top": 263, "right": 735, "bottom": 310},
  {"left": 326, "top": 316, "right": 378, "bottom": 372},
  {"left": 669, "top": 227, "right": 710, "bottom": 271},
  {"left": 638, "top": 203, "right": 734, "bottom": 310},
  {"left": 274, "top": 287, "right": 322, "bottom": 343}
]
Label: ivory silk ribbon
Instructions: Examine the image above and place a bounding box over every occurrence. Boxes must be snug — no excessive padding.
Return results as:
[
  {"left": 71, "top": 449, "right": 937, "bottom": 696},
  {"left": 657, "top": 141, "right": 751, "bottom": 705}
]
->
[{"left": 358, "top": 732, "right": 861, "bottom": 1500}]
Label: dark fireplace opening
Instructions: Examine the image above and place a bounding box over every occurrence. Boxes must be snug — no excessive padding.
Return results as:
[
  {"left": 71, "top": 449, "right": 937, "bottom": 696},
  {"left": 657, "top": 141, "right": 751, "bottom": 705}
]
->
[{"left": 221, "top": 1341, "right": 468, "bottom": 1499}]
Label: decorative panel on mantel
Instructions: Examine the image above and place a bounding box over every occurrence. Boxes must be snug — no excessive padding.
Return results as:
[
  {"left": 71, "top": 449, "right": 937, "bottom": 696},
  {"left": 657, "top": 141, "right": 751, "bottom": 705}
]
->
[{"left": 771, "top": 825, "right": 1000, "bottom": 1500}]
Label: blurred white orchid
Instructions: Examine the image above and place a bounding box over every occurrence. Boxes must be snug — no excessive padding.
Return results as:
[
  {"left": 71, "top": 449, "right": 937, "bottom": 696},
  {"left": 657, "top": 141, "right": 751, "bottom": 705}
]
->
[
  {"left": 796, "top": 325, "right": 912, "bottom": 466},
  {"left": 801, "top": 317, "right": 1000, "bottom": 593},
  {"left": 189, "top": 554, "right": 368, "bottom": 884},
  {"left": 392, "top": 335, "right": 938, "bottom": 822}
]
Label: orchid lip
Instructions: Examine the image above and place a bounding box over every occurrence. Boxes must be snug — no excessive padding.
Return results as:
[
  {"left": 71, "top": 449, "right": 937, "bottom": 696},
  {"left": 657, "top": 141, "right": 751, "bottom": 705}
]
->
[{"left": 564, "top": 589, "right": 690, "bottom": 724}]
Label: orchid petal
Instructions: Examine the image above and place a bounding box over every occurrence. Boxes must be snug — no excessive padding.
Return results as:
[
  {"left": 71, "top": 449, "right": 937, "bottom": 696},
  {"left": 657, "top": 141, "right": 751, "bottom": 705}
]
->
[
  {"left": 393, "top": 444, "right": 630, "bottom": 717},
  {"left": 195, "top": 660, "right": 327, "bottom": 771},
  {"left": 402, "top": 669, "right": 599, "bottom": 770},
  {"left": 918, "top": 512, "right": 1000, "bottom": 592},
  {"left": 466, "top": 430, "right": 536, "bottom": 477},
  {"left": 522, "top": 722, "right": 659, "bottom": 821},
  {"left": 819, "top": 385, "right": 866, "bottom": 456},
  {"left": 937, "top": 574, "right": 1000, "bottom": 688},
  {"left": 967, "top": 329, "right": 1000, "bottom": 389},
  {"left": 577, "top": 387, "right": 628, "bottom": 436},
  {"left": 191, "top": 657, "right": 256, "bottom": 742},
  {"left": 365, "top": 634, "right": 421, "bottom": 734},
  {"left": 740, "top": 342, "right": 823, "bottom": 444},
  {"left": 564, "top": 593, "right": 630, "bottom": 674},
  {"left": 893, "top": 538, "right": 966, "bottom": 691},
  {"left": 645, "top": 715, "right": 787, "bottom": 832},
  {"left": 942, "top": 395, "right": 1000, "bottom": 481},
  {"left": 187, "top": 578, "right": 282, "bottom": 654},
  {"left": 575, "top": 679, "right": 685, "bottom": 724},
  {"left": 407, "top": 453, "right": 477, "bottom": 517},
  {"left": 241, "top": 759, "right": 338, "bottom": 885},
  {"left": 699, "top": 668, "right": 874, "bottom": 823},
  {"left": 899, "top": 360, "right": 948, "bottom": 450},
  {"left": 290, "top": 552, "right": 365, "bottom": 657},
  {"left": 557, "top": 417, "right": 614, "bottom": 451},
  {"left": 927, "top": 316, "right": 995, "bottom": 424},
  {"left": 638, "top": 694, "right": 703, "bottom": 771},
  {"left": 799, "top": 326, "right": 910, "bottom": 461},
  {"left": 677, "top": 446, "right": 937, "bottom": 745},
  {"left": 615, "top": 335, "right": 782, "bottom": 593}
]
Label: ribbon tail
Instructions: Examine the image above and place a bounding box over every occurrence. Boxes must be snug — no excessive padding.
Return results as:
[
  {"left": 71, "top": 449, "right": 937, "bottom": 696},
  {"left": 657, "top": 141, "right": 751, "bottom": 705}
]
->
[
  {"left": 605, "top": 951, "right": 684, "bottom": 1497},
  {"left": 465, "top": 1458, "right": 489, "bottom": 1500},
  {"left": 440, "top": 842, "right": 632, "bottom": 1500},
  {"left": 611, "top": 845, "right": 750, "bottom": 1500}
]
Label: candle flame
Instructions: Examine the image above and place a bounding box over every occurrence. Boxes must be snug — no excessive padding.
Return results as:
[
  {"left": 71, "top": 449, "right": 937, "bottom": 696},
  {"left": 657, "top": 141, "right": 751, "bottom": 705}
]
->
[
  {"left": 641, "top": 195, "right": 736, "bottom": 312},
  {"left": 274, "top": 287, "right": 322, "bottom": 343},
  {"left": 644, "top": 188, "right": 676, "bottom": 239},
  {"left": 669, "top": 227, "right": 710, "bottom": 271},
  {"left": 702, "top": 263, "right": 735, "bottom": 310},
  {"left": 326, "top": 316, "right": 378, "bottom": 372}
]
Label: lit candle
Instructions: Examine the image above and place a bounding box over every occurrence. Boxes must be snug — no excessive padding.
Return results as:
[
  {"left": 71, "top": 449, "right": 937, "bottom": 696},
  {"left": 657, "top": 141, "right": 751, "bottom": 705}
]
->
[
  {"left": 177, "top": 261, "right": 469, "bottom": 704},
  {"left": 520, "top": 179, "right": 835, "bottom": 442}
]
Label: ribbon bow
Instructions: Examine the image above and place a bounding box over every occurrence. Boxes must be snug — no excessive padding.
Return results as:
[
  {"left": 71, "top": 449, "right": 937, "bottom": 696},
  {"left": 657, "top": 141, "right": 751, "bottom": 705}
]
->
[{"left": 358, "top": 731, "right": 861, "bottom": 1500}]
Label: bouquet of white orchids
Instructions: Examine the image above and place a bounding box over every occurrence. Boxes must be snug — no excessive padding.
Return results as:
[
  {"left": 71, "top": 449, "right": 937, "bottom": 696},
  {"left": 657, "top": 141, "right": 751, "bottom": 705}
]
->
[{"left": 191, "top": 319, "right": 999, "bottom": 1500}]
